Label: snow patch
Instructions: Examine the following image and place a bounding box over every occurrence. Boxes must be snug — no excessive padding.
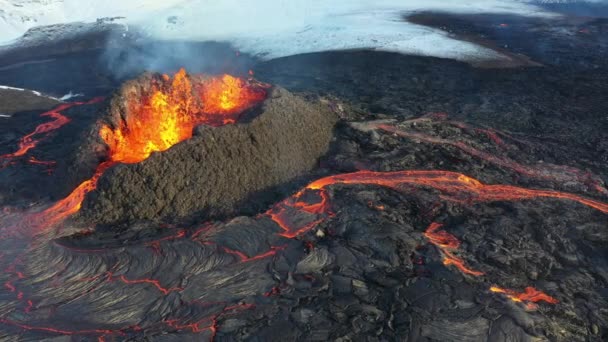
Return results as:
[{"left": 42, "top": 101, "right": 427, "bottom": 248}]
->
[{"left": 228, "top": 10, "right": 507, "bottom": 61}]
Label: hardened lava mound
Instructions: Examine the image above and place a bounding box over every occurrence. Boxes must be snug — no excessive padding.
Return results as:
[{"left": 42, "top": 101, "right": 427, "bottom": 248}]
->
[{"left": 77, "top": 71, "right": 339, "bottom": 225}]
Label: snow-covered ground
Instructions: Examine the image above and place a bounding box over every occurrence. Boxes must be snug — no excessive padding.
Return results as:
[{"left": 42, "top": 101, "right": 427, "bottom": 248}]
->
[
  {"left": 0, "top": 84, "right": 77, "bottom": 102},
  {"left": 0, "top": 1, "right": 599, "bottom": 63},
  {"left": 0, "top": 84, "right": 56, "bottom": 98}
]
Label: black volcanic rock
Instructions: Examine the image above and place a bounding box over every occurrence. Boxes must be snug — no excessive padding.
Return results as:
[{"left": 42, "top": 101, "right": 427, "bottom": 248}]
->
[{"left": 79, "top": 86, "right": 338, "bottom": 225}]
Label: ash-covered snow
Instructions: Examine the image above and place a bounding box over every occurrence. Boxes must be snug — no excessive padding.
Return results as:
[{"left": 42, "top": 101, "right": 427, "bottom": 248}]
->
[
  {"left": 0, "top": 84, "right": 80, "bottom": 102},
  {"left": 0, "top": 0, "right": 181, "bottom": 43},
  {"left": 0, "top": 1, "right": 600, "bottom": 63},
  {"left": 0, "top": 84, "right": 59, "bottom": 99}
]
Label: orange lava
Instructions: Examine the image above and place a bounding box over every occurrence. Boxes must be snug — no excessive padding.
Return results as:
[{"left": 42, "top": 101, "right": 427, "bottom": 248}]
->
[
  {"left": 268, "top": 170, "right": 608, "bottom": 238},
  {"left": 306, "top": 171, "right": 608, "bottom": 213},
  {"left": 117, "top": 275, "right": 183, "bottom": 295},
  {"left": 423, "top": 222, "right": 460, "bottom": 249},
  {"left": 374, "top": 123, "right": 608, "bottom": 196},
  {"left": 490, "top": 286, "right": 558, "bottom": 309},
  {"left": 100, "top": 69, "right": 266, "bottom": 164},
  {"left": 0, "top": 97, "right": 104, "bottom": 162},
  {"left": 424, "top": 222, "right": 484, "bottom": 276},
  {"left": 200, "top": 74, "right": 265, "bottom": 115},
  {"left": 267, "top": 188, "right": 332, "bottom": 238},
  {"left": 32, "top": 161, "right": 114, "bottom": 229},
  {"left": 264, "top": 170, "right": 592, "bottom": 309}
]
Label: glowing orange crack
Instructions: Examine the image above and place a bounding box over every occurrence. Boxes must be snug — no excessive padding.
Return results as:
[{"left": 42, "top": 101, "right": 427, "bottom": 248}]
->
[
  {"left": 221, "top": 245, "right": 286, "bottom": 262},
  {"left": 116, "top": 275, "right": 183, "bottom": 295},
  {"left": 0, "top": 318, "right": 131, "bottom": 337},
  {"left": 0, "top": 97, "right": 104, "bottom": 162},
  {"left": 423, "top": 223, "right": 559, "bottom": 308},
  {"left": 373, "top": 122, "right": 608, "bottom": 196}
]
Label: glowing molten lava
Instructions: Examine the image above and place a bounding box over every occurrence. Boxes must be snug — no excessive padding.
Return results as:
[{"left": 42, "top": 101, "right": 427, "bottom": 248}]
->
[
  {"left": 490, "top": 286, "right": 558, "bottom": 309},
  {"left": 422, "top": 221, "right": 559, "bottom": 309},
  {"left": 267, "top": 170, "right": 608, "bottom": 240},
  {"left": 372, "top": 122, "right": 608, "bottom": 196},
  {"left": 32, "top": 162, "right": 114, "bottom": 228},
  {"left": 0, "top": 98, "right": 104, "bottom": 165},
  {"left": 100, "top": 69, "right": 266, "bottom": 164},
  {"left": 200, "top": 74, "right": 265, "bottom": 115},
  {"left": 424, "top": 222, "right": 484, "bottom": 276}
]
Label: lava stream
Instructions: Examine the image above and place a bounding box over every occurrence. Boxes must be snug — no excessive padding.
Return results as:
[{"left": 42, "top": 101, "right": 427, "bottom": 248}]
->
[
  {"left": 422, "top": 223, "right": 558, "bottom": 308},
  {"left": 490, "top": 285, "right": 559, "bottom": 309},
  {"left": 424, "top": 222, "right": 484, "bottom": 276},
  {"left": 31, "top": 161, "right": 115, "bottom": 229},
  {"left": 268, "top": 170, "right": 608, "bottom": 238},
  {"left": 0, "top": 97, "right": 104, "bottom": 163},
  {"left": 353, "top": 120, "right": 607, "bottom": 196}
]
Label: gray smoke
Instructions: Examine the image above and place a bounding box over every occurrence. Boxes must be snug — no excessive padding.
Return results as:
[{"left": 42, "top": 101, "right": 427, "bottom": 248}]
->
[{"left": 99, "top": 26, "right": 256, "bottom": 80}]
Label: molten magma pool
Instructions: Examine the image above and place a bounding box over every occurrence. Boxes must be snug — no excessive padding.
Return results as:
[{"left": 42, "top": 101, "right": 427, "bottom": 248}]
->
[
  {"left": 34, "top": 69, "right": 267, "bottom": 227},
  {"left": 100, "top": 69, "right": 267, "bottom": 164}
]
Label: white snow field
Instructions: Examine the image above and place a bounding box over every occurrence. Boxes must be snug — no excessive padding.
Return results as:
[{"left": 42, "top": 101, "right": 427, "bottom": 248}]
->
[
  {"left": 0, "top": 84, "right": 61, "bottom": 100},
  {"left": 0, "top": 0, "right": 593, "bottom": 62}
]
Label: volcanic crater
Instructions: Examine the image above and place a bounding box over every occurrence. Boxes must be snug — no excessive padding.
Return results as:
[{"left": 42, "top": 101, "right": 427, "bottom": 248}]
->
[{"left": 79, "top": 69, "right": 338, "bottom": 225}]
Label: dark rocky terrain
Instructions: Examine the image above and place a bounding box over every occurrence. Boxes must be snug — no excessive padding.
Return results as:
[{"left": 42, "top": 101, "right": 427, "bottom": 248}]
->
[{"left": 0, "top": 10, "right": 606, "bottom": 342}]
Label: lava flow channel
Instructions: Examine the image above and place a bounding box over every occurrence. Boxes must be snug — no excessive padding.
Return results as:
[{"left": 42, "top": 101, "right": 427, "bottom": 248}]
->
[
  {"left": 364, "top": 121, "right": 608, "bottom": 196},
  {"left": 424, "top": 222, "right": 484, "bottom": 276},
  {"left": 0, "top": 97, "right": 104, "bottom": 166},
  {"left": 423, "top": 223, "right": 559, "bottom": 309},
  {"left": 268, "top": 169, "right": 608, "bottom": 239},
  {"left": 32, "top": 69, "right": 267, "bottom": 230}
]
